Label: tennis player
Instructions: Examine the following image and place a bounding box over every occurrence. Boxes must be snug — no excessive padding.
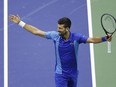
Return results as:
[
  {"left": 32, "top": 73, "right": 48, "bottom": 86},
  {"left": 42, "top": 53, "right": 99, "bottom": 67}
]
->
[{"left": 10, "top": 15, "right": 112, "bottom": 87}]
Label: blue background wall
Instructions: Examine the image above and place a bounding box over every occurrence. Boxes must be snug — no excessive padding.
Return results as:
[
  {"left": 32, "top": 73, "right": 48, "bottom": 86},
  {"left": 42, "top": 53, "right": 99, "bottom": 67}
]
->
[
  {"left": 0, "top": 0, "right": 4, "bottom": 87},
  {"left": 8, "top": 0, "right": 92, "bottom": 87}
]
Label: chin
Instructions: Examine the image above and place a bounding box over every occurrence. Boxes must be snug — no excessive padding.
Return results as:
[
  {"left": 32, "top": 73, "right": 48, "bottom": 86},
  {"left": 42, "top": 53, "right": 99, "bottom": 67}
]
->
[{"left": 58, "top": 33, "right": 62, "bottom": 36}]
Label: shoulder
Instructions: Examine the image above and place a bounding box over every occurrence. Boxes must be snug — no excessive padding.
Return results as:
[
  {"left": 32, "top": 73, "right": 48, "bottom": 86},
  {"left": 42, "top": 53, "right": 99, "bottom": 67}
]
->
[
  {"left": 73, "top": 33, "right": 87, "bottom": 38},
  {"left": 45, "top": 31, "right": 59, "bottom": 40},
  {"left": 73, "top": 33, "right": 88, "bottom": 43},
  {"left": 72, "top": 33, "right": 82, "bottom": 39},
  {"left": 45, "top": 31, "right": 58, "bottom": 36}
]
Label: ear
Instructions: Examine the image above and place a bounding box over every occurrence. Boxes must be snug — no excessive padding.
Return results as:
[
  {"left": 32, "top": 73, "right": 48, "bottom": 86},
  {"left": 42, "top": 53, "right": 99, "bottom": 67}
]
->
[{"left": 66, "top": 27, "right": 69, "bottom": 31}]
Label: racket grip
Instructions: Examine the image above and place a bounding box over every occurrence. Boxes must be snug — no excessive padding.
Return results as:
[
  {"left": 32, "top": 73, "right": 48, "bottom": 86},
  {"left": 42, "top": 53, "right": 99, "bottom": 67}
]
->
[{"left": 107, "top": 41, "right": 111, "bottom": 53}]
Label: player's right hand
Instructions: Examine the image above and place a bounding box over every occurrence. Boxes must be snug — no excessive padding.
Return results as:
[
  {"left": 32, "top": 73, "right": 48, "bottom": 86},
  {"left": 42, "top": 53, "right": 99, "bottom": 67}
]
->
[{"left": 9, "top": 15, "right": 21, "bottom": 24}]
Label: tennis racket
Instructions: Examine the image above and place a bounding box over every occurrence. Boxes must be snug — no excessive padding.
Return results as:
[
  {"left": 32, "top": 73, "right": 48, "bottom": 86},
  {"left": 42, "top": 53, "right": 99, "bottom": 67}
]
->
[{"left": 101, "top": 13, "right": 116, "bottom": 53}]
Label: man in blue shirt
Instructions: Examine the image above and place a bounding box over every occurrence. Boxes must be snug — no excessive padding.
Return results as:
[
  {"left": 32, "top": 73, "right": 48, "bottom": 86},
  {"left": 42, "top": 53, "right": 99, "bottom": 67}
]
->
[{"left": 10, "top": 15, "right": 112, "bottom": 87}]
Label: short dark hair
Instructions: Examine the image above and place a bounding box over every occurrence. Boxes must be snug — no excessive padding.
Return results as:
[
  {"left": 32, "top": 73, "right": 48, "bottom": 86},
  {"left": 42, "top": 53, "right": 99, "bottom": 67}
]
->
[{"left": 58, "top": 17, "right": 71, "bottom": 28}]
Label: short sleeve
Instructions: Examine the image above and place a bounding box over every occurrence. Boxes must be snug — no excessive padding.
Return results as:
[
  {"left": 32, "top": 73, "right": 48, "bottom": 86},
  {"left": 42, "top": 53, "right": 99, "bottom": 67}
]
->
[
  {"left": 79, "top": 35, "right": 88, "bottom": 43},
  {"left": 45, "top": 31, "right": 59, "bottom": 40},
  {"left": 75, "top": 34, "right": 88, "bottom": 44}
]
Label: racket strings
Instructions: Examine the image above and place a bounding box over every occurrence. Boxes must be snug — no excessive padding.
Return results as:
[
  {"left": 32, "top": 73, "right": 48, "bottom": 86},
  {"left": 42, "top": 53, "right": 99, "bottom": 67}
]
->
[{"left": 102, "top": 15, "right": 116, "bottom": 33}]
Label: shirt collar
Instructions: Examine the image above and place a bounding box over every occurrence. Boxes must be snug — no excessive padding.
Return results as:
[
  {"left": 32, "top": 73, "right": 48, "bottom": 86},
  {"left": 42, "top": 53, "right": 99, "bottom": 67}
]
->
[{"left": 60, "top": 32, "right": 72, "bottom": 41}]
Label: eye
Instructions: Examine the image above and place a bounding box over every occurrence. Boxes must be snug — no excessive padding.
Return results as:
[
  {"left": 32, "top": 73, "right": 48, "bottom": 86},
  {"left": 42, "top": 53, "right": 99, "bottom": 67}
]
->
[{"left": 58, "top": 27, "right": 62, "bottom": 30}]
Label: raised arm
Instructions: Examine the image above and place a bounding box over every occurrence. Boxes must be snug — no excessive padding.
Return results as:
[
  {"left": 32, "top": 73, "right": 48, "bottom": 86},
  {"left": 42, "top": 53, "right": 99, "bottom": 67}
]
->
[
  {"left": 87, "top": 36, "right": 112, "bottom": 43},
  {"left": 9, "top": 15, "right": 46, "bottom": 37}
]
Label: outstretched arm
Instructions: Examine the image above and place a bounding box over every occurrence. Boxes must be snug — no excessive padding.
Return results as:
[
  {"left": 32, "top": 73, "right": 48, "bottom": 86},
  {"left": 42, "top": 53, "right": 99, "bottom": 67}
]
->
[
  {"left": 9, "top": 15, "right": 46, "bottom": 37},
  {"left": 87, "top": 36, "right": 112, "bottom": 43}
]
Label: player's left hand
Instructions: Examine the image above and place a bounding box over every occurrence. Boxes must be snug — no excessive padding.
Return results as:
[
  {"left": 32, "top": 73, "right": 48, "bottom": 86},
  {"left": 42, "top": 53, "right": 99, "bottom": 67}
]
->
[{"left": 106, "top": 35, "right": 112, "bottom": 42}]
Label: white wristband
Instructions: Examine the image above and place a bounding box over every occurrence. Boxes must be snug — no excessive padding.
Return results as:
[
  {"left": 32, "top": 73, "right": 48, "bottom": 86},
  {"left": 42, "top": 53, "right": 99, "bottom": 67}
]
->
[{"left": 18, "top": 21, "right": 26, "bottom": 28}]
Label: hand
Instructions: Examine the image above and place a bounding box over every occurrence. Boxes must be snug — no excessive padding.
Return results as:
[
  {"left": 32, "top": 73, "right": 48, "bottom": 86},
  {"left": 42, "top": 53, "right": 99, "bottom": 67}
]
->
[
  {"left": 9, "top": 15, "right": 21, "bottom": 24},
  {"left": 106, "top": 35, "right": 112, "bottom": 42}
]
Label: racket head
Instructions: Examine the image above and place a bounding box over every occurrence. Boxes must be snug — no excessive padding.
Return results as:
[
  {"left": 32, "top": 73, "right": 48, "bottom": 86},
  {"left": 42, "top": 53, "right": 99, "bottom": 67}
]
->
[{"left": 101, "top": 13, "right": 116, "bottom": 35}]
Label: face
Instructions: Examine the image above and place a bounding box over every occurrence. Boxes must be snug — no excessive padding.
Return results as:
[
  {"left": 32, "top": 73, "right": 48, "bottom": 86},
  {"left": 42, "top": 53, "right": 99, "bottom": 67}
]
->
[{"left": 57, "top": 24, "right": 68, "bottom": 36}]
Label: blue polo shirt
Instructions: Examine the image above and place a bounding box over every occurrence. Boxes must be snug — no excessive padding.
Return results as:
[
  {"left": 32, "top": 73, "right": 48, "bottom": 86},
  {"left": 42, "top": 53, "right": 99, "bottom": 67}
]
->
[{"left": 45, "top": 31, "right": 88, "bottom": 75}]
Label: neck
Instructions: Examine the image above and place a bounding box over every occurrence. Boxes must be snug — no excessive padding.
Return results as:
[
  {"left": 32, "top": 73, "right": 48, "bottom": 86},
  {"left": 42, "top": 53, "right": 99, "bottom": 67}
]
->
[{"left": 62, "top": 31, "right": 70, "bottom": 40}]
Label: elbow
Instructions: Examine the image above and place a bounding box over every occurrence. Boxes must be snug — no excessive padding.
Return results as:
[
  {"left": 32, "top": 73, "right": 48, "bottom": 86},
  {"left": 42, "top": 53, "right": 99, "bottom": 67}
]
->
[
  {"left": 32, "top": 31, "right": 39, "bottom": 35},
  {"left": 87, "top": 38, "right": 101, "bottom": 44},
  {"left": 89, "top": 40, "right": 100, "bottom": 44},
  {"left": 87, "top": 38, "right": 95, "bottom": 43}
]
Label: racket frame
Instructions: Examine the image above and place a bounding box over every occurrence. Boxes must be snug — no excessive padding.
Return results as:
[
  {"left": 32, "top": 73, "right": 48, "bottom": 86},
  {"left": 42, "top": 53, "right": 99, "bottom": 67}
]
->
[
  {"left": 101, "top": 13, "right": 116, "bottom": 53},
  {"left": 101, "top": 13, "right": 116, "bottom": 36}
]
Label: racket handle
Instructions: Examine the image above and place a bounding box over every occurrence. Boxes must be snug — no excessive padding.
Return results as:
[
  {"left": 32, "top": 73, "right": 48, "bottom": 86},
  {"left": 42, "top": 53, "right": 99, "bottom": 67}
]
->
[{"left": 107, "top": 41, "right": 111, "bottom": 53}]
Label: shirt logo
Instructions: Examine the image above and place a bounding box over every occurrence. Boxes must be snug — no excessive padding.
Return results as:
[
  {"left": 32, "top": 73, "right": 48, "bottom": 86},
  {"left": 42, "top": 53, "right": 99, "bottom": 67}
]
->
[{"left": 70, "top": 42, "right": 74, "bottom": 45}]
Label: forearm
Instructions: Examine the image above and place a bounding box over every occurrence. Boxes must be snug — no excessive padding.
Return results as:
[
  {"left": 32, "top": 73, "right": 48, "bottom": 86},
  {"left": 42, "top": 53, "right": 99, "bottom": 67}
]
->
[
  {"left": 9, "top": 15, "right": 46, "bottom": 37},
  {"left": 18, "top": 21, "right": 46, "bottom": 37},
  {"left": 87, "top": 37, "right": 106, "bottom": 43},
  {"left": 23, "top": 24, "right": 46, "bottom": 37}
]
